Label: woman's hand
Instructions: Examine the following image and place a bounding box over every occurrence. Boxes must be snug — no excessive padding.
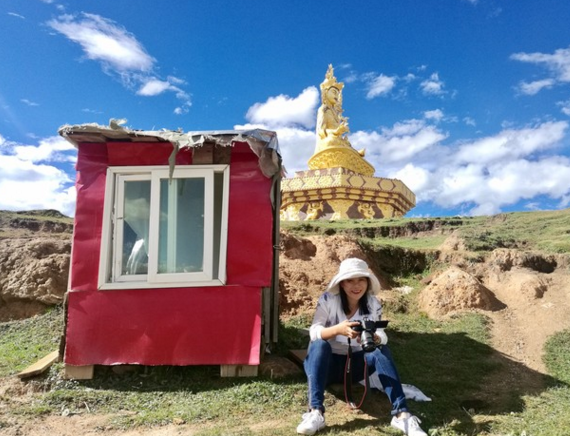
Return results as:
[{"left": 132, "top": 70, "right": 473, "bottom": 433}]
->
[
  {"left": 336, "top": 320, "right": 360, "bottom": 339},
  {"left": 374, "top": 329, "right": 388, "bottom": 346}
]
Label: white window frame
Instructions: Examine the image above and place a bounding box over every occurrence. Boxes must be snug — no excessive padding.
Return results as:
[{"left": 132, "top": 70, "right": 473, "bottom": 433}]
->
[{"left": 98, "top": 165, "right": 230, "bottom": 290}]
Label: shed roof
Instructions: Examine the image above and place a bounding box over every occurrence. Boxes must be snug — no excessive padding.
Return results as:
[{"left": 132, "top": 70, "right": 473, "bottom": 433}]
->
[{"left": 58, "top": 120, "right": 281, "bottom": 178}]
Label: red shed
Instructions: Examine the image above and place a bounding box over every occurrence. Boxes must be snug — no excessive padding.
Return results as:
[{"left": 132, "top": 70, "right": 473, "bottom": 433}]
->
[{"left": 59, "top": 122, "right": 282, "bottom": 379}]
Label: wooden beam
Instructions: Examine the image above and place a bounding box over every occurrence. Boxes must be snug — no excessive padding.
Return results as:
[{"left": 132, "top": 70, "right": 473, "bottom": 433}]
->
[
  {"left": 289, "top": 349, "right": 307, "bottom": 366},
  {"left": 64, "top": 364, "right": 94, "bottom": 380},
  {"left": 17, "top": 350, "right": 59, "bottom": 379},
  {"left": 192, "top": 143, "right": 214, "bottom": 164},
  {"left": 220, "top": 365, "right": 258, "bottom": 377}
]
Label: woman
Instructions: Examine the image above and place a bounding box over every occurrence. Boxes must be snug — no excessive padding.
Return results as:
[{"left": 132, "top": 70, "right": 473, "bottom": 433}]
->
[{"left": 297, "top": 258, "right": 427, "bottom": 436}]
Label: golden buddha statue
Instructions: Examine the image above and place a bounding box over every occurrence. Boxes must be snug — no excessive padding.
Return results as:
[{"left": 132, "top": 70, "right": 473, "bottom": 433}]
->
[
  {"left": 315, "top": 65, "right": 350, "bottom": 150},
  {"left": 279, "top": 64, "right": 416, "bottom": 221},
  {"left": 308, "top": 65, "right": 375, "bottom": 176}
]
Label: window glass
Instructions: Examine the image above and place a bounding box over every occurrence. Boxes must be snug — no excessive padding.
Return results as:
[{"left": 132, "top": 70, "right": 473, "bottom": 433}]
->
[
  {"left": 99, "top": 165, "right": 229, "bottom": 290},
  {"left": 158, "top": 178, "right": 205, "bottom": 274},
  {"left": 122, "top": 180, "right": 151, "bottom": 275}
]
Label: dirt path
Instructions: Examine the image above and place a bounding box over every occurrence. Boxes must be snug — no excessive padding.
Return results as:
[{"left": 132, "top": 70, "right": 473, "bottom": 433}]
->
[{"left": 485, "top": 269, "right": 570, "bottom": 373}]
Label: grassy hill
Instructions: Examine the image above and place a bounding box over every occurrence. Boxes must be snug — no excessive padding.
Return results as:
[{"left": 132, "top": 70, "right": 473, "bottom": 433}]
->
[{"left": 281, "top": 208, "right": 570, "bottom": 254}]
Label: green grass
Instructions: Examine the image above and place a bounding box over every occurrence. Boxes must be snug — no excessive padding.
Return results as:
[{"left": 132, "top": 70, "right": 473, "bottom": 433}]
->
[
  {"left": 453, "top": 209, "right": 570, "bottom": 254},
  {"left": 281, "top": 208, "right": 570, "bottom": 254},
  {"left": 543, "top": 329, "right": 570, "bottom": 384},
  {"left": 0, "top": 209, "right": 71, "bottom": 222},
  {"left": 4, "top": 303, "right": 568, "bottom": 435},
  {"left": 484, "top": 328, "right": 570, "bottom": 436},
  {"left": 361, "top": 235, "right": 448, "bottom": 250},
  {"left": 0, "top": 306, "right": 63, "bottom": 377}
]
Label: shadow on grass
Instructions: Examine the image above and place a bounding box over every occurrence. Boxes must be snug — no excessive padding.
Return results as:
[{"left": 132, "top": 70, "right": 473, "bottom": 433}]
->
[
  {"left": 29, "top": 327, "right": 565, "bottom": 435},
  {"left": 322, "top": 329, "right": 565, "bottom": 435}
]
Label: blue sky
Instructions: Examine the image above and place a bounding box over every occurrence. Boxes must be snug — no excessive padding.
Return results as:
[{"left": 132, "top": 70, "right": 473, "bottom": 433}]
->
[{"left": 1, "top": 0, "right": 570, "bottom": 218}]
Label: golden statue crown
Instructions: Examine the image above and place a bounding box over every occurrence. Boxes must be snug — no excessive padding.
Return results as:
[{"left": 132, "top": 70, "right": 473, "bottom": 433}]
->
[{"left": 320, "top": 64, "right": 344, "bottom": 92}]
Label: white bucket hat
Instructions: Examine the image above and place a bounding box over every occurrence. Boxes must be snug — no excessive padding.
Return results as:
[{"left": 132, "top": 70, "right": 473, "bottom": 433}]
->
[{"left": 326, "top": 258, "right": 381, "bottom": 295}]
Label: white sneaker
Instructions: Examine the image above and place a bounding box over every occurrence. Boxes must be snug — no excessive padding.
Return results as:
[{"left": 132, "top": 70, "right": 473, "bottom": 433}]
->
[
  {"left": 390, "top": 414, "right": 428, "bottom": 436},
  {"left": 296, "top": 409, "right": 325, "bottom": 435}
]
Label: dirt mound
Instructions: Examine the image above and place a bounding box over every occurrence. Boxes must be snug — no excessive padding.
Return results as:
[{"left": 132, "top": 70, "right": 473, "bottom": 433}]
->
[
  {"left": 278, "top": 231, "right": 388, "bottom": 318},
  {"left": 487, "top": 248, "right": 560, "bottom": 273},
  {"left": 0, "top": 238, "right": 70, "bottom": 321},
  {"left": 438, "top": 230, "right": 467, "bottom": 252},
  {"left": 418, "top": 265, "right": 505, "bottom": 318}
]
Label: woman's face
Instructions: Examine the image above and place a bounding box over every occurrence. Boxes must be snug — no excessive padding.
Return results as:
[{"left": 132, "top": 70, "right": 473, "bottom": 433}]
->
[{"left": 340, "top": 277, "right": 368, "bottom": 305}]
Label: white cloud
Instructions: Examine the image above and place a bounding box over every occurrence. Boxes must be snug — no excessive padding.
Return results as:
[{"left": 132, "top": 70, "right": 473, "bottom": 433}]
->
[
  {"left": 349, "top": 119, "right": 570, "bottom": 216},
  {"left": 137, "top": 79, "right": 172, "bottom": 96},
  {"left": 8, "top": 12, "right": 25, "bottom": 19},
  {"left": 406, "top": 121, "right": 570, "bottom": 215},
  {"left": 366, "top": 74, "right": 397, "bottom": 99},
  {"left": 557, "top": 99, "right": 570, "bottom": 116},
  {"left": 12, "top": 136, "right": 76, "bottom": 163},
  {"left": 48, "top": 13, "right": 191, "bottom": 114},
  {"left": 0, "top": 136, "right": 77, "bottom": 216},
  {"left": 48, "top": 13, "right": 155, "bottom": 72},
  {"left": 463, "top": 117, "right": 476, "bottom": 126},
  {"left": 390, "top": 163, "right": 433, "bottom": 196},
  {"left": 243, "top": 86, "right": 570, "bottom": 217},
  {"left": 517, "top": 79, "right": 555, "bottom": 95},
  {"left": 234, "top": 123, "right": 315, "bottom": 175},
  {"left": 424, "top": 109, "right": 444, "bottom": 121},
  {"left": 245, "top": 87, "right": 319, "bottom": 129},
  {"left": 420, "top": 72, "right": 446, "bottom": 95},
  {"left": 454, "top": 121, "right": 567, "bottom": 165},
  {"left": 82, "top": 108, "right": 102, "bottom": 114},
  {"left": 351, "top": 119, "right": 448, "bottom": 163},
  {"left": 21, "top": 99, "right": 39, "bottom": 107},
  {"left": 511, "top": 46, "right": 570, "bottom": 94}
]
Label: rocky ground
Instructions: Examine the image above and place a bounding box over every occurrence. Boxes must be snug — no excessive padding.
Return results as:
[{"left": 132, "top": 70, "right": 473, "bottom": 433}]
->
[{"left": 1, "top": 211, "right": 570, "bottom": 435}]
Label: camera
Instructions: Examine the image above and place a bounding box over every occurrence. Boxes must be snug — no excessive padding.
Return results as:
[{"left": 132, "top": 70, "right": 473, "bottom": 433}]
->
[{"left": 351, "top": 320, "right": 389, "bottom": 352}]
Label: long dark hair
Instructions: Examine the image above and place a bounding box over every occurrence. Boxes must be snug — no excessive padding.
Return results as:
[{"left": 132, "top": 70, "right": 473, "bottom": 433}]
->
[{"left": 339, "top": 278, "right": 371, "bottom": 316}]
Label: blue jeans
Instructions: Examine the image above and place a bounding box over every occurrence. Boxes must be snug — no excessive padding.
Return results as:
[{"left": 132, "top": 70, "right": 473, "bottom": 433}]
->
[{"left": 303, "top": 339, "right": 408, "bottom": 415}]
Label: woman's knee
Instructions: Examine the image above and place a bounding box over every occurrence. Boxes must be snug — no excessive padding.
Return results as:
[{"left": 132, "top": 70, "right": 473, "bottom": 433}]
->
[
  {"left": 307, "top": 339, "right": 332, "bottom": 358},
  {"left": 304, "top": 340, "right": 332, "bottom": 373},
  {"left": 365, "top": 346, "right": 394, "bottom": 366}
]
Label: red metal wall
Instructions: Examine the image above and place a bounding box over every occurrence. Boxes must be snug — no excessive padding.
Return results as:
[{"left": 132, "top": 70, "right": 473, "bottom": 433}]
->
[{"left": 65, "top": 140, "right": 273, "bottom": 366}]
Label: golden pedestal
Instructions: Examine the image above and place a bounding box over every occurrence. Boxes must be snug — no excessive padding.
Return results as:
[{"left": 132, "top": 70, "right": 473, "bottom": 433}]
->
[{"left": 280, "top": 167, "right": 416, "bottom": 221}]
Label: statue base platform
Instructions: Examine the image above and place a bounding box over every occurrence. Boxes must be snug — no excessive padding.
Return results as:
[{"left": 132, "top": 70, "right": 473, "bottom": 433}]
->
[{"left": 280, "top": 167, "right": 416, "bottom": 221}]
